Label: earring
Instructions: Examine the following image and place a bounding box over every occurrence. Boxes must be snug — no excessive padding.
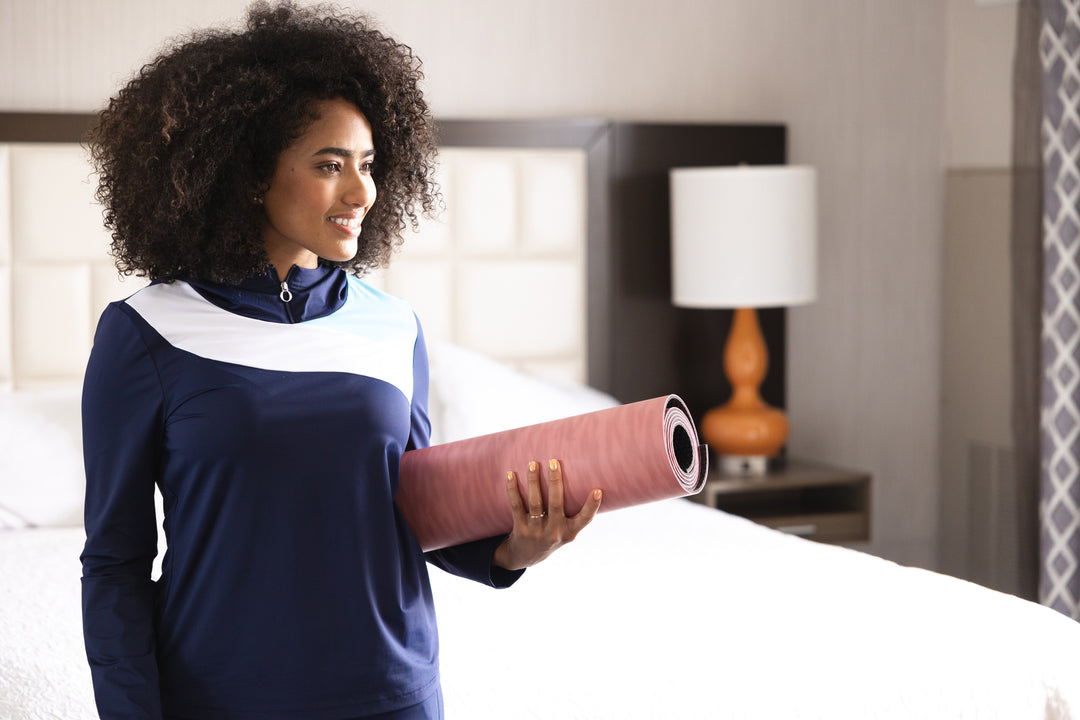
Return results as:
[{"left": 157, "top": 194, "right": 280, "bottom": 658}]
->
[{"left": 253, "top": 192, "right": 264, "bottom": 204}]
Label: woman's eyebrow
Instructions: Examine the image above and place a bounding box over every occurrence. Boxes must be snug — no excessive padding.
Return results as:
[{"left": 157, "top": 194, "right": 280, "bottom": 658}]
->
[{"left": 312, "top": 147, "right": 376, "bottom": 158}]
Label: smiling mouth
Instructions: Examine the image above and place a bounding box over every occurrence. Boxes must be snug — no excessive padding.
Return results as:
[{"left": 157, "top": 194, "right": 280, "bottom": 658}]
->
[{"left": 329, "top": 216, "right": 362, "bottom": 229}]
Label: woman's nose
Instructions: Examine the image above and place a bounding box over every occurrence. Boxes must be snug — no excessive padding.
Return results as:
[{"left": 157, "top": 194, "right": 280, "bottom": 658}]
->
[{"left": 343, "top": 173, "right": 375, "bottom": 208}]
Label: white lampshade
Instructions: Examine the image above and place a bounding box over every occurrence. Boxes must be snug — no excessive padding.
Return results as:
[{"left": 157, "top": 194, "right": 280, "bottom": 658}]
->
[{"left": 670, "top": 165, "right": 817, "bottom": 308}]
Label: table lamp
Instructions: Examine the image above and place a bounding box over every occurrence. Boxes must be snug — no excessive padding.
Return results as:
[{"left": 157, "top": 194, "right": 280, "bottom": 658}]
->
[{"left": 670, "top": 165, "right": 817, "bottom": 475}]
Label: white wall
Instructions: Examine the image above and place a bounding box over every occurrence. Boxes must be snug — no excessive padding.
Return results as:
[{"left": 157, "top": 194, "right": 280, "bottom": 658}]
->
[
  {"left": 0, "top": 0, "right": 948, "bottom": 568},
  {"left": 945, "top": 0, "right": 1017, "bottom": 169}
]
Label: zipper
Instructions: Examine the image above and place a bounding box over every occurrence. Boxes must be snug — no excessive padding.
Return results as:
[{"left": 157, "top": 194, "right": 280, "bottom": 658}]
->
[{"left": 279, "top": 281, "right": 293, "bottom": 303}]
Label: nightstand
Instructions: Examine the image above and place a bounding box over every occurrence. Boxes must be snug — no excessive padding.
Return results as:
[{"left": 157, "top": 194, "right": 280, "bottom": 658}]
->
[{"left": 689, "top": 459, "right": 871, "bottom": 544}]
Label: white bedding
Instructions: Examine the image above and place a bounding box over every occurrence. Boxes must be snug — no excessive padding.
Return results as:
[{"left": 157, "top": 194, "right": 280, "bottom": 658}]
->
[
  {"left": 2, "top": 343, "right": 1079, "bottom": 719},
  {"left": 436, "top": 500, "right": 1080, "bottom": 719},
  {"left": 3, "top": 503, "right": 1080, "bottom": 719}
]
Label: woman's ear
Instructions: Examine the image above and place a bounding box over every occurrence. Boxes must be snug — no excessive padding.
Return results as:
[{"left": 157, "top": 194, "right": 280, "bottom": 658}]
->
[{"left": 253, "top": 181, "right": 269, "bottom": 205}]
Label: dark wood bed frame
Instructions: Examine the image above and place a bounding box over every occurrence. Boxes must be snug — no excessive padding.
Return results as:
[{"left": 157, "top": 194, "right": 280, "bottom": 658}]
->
[{"left": 0, "top": 112, "right": 787, "bottom": 427}]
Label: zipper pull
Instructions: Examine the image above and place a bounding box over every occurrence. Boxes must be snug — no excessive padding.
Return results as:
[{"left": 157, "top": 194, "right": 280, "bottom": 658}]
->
[{"left": 279, "top": 281, "right": 293, "bottom": 303}]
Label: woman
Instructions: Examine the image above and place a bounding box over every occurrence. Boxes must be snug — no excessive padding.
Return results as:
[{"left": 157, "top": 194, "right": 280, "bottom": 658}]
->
[{"left": 80, "top": 3, "right": 601, "bottom": 718}]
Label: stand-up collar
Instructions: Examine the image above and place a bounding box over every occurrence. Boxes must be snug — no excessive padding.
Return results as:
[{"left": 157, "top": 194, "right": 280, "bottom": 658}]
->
[{"left": 185, "top": 265, "right": 350, "bottom": 323}]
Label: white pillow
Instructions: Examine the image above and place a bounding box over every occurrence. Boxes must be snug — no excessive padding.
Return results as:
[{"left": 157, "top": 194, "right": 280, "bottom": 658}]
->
[
  {"left": 0, "top": 386, "right": 85, "bottom": 528},
  {"left": 426, "top": 342, "right": 618, "bottom": 445}
]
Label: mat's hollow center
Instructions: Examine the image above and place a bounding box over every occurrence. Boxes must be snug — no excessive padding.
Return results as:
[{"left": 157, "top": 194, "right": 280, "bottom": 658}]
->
[{"left": 673, "top": 425, "right": 694, "bottom": 472}]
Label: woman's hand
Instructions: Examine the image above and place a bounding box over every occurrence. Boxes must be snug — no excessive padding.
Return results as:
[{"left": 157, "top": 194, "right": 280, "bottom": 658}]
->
[{"left": 492, "top": 458, "right": 602, "bottom": 571}]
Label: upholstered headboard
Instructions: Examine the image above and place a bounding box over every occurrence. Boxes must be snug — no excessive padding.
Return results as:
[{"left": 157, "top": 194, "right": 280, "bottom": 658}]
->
[
  {"left": 370, "top": 142, "right": 590, "bottom": 384},
  {"left": 0, "top": 115, "right": 599, "bottom": 390},
  {"left": 0, "top": 113, "right": 788, "bottom": 422},
  {"left": 0, "top": 140, "right": 139, "bottom": 390}
]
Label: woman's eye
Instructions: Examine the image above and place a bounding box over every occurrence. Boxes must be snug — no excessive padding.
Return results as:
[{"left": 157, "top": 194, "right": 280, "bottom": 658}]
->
[{"left": 319, "top": 162, "right": 342, "bottom": 174}]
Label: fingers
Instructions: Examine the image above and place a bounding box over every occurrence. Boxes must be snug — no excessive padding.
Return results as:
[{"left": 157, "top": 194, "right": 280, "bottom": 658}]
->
[
  {"left": 526, "top": 461, "right": 545, "bottom": 518},
  {"left": 505, "top": 471, "right": 526, "bottom": 520},
  {"left": 547, "top": 459, "right": 565, "bottom": 516},
  {"left": 504, "top": 458, "right": 600, "bottom": 528},
  {"left": 569, "top": 488, "right": 602, "bottom": 536},
  {"left": 498, "top": 460, "right": 602, "bottom": 570}
]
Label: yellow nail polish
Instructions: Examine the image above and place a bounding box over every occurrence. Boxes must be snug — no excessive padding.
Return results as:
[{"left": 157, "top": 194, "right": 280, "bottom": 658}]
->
[
  {"left": 507, "top": 472, "right": 514, "bottom": 482},
  {"left": 529, "top": 461, "right": 538, "bottom": 473},
  {"left": 549, "top": 459, "right": 558, "bottom": 471}
]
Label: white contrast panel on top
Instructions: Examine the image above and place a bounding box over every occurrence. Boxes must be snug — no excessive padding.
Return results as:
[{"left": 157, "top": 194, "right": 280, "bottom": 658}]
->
[
  {"left": 9, "top": 144, "right": 110, "bottom": 262},
  {"left": 125, "top": 279, "right": 418, "bottom": 403}
]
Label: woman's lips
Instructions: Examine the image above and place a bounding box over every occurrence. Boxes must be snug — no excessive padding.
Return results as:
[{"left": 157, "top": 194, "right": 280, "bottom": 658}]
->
[{"left": 328, "top": 216, "right": 362, "bottom": 235}]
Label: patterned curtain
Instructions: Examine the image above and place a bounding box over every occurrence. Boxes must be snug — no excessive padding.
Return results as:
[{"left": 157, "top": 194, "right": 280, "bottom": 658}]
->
[{"left": 1038, "top": 0, "right": 1080, "bottom": 620}]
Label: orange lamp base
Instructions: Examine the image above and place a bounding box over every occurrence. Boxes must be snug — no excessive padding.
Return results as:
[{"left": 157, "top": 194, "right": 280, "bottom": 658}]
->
[
  {"left": 701, "top": 402, "right": 788, "bottom": 458},
  {"left": 703, "top": 307, "right": 789, "bottom": 464}
]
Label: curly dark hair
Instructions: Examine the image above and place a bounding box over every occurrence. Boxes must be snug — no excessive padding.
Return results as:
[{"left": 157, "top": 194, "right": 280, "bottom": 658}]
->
[{"left": 89, "top": 0, "right": 439, "bottom": 283}]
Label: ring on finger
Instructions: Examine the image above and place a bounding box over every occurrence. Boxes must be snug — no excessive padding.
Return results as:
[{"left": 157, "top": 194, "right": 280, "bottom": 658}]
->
[{"left": 528, "top": 512, "right": 546, "bottom": 520}]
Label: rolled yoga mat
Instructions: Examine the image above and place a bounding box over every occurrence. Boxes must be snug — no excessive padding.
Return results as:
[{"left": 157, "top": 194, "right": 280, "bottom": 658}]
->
[{"left": 397, "top": 394, "right": 708, "bottom": 552}]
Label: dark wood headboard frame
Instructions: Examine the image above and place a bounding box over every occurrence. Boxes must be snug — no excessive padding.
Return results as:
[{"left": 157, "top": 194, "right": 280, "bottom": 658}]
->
[
  {"left": 0, "top": 113, "right": 97, "bottom": 142},
  {"left": 0, "top": 112, "right": 787, "bottom": 425}
]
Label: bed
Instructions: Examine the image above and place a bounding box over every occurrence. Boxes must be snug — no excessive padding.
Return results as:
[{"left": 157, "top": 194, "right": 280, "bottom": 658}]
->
[{"left": 1, "top": 115, "right": 1079, "bottom": 719}]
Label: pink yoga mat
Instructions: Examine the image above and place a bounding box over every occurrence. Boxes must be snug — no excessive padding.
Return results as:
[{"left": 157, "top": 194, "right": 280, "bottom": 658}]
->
[{"left": 397, "top": 395, "right": 708, "bottom": 551}]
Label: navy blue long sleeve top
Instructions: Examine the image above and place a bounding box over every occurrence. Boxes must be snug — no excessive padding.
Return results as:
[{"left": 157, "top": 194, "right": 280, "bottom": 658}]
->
[{"left": 80, "top": 265, "right": 521, "bottom": 719}]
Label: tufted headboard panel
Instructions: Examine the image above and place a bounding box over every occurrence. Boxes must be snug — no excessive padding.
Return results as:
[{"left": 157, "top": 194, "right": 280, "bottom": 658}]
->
[
  {"left": 371, "top": 145, "right": 588, "bottom": 383},
  {"left": 0, "top": 142, "right": 144, "bottom": 390}
]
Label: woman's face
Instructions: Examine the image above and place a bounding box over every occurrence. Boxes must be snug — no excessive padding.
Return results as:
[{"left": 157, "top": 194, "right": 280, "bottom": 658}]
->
[{"left": 260, "top": 98, "right": 377, "bottom": 276}]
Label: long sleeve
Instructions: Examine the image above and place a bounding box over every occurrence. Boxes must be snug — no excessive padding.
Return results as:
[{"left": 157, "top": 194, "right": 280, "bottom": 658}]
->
[
  {"left": 407, "top": 319, "right": 524, "bottom": 588},
  {"left": 80, "top": 304, "right": 165, "bottom": 719}
]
